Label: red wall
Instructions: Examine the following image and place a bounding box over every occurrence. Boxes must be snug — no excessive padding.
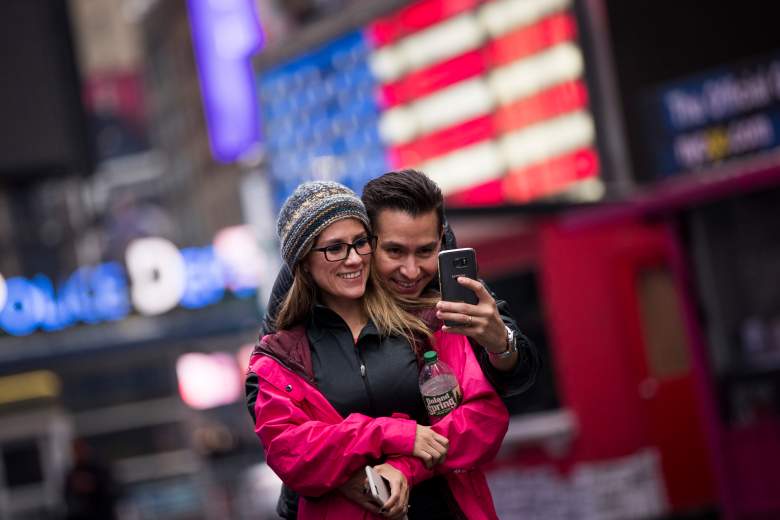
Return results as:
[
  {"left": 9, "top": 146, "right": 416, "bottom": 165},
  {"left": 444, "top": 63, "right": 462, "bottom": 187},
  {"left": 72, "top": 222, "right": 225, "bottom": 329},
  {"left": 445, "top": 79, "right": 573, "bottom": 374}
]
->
[
  {"left": 540, "top": 221, "right": 651, "bottom": 458},
  {"left": 537, "top": 218, "right": 716, "bottom": 510}
]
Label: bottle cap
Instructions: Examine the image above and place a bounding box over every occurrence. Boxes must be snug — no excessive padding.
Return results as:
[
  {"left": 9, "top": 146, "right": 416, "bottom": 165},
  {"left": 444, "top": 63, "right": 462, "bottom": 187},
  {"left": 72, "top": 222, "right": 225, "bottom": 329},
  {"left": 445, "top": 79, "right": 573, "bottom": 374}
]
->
[{"left": 423, "top": 351, "right": 438, "bottom": 364}]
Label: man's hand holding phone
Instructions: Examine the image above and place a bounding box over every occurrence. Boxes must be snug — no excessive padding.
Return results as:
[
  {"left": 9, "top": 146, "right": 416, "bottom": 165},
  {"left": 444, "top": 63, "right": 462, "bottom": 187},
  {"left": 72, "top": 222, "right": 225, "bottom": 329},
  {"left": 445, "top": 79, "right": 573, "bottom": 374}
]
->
[
  {"left": 437, "top": 276, "right": 508, "bottom": 351},
  {"left": 437, "top": 248, "right": 518, "bottom": 370}
]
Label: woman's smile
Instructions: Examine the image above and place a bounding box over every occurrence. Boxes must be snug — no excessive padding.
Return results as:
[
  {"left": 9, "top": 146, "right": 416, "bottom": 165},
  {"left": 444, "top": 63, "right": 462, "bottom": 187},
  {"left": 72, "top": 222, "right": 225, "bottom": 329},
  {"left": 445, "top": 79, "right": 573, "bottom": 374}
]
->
[{"left": 337, "top": 270, "right": 362, "bottom": 280}]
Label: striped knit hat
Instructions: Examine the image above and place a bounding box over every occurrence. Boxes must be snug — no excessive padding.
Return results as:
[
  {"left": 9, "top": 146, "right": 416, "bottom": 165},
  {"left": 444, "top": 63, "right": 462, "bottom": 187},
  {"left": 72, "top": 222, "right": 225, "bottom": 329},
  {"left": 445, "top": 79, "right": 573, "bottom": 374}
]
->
[{"left": 276, "top": 181, "right": 370, "bottom": 267}]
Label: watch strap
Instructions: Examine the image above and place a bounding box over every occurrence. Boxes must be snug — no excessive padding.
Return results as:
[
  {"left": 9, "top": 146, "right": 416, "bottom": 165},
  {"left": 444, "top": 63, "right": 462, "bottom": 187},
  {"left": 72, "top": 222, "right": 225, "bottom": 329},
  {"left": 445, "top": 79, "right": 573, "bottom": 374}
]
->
[{"left": 488, "top": 326, "right": 517, "bottom": 360}]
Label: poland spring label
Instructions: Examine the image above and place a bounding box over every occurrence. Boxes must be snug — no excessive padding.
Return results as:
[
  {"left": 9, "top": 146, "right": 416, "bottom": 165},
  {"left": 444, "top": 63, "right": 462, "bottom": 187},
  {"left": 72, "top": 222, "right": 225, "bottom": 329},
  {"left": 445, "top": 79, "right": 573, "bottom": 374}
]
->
[{"left": 423, "top": 388, "right": 462, "bottom": 417}]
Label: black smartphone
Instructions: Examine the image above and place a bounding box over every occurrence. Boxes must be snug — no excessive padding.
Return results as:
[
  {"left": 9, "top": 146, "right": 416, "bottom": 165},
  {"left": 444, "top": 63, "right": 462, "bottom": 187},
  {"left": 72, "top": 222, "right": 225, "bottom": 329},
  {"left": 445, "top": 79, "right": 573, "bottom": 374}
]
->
[{"left": 438, "top": 248, "right": 478, "bottom": 326}]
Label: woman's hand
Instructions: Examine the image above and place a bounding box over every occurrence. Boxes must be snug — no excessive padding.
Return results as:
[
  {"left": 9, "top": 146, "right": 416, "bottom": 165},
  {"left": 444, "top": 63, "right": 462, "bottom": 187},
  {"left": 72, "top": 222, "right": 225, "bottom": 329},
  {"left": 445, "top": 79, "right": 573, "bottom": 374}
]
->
[
  {"left": 373, "top": 463, "right": 409, "bottom": 519},
  {"left": 413, "top": 424, "right": 449, "bottom": 469},
  {"left": 338, "top": 469, "right": 382, "bottom": 514}
]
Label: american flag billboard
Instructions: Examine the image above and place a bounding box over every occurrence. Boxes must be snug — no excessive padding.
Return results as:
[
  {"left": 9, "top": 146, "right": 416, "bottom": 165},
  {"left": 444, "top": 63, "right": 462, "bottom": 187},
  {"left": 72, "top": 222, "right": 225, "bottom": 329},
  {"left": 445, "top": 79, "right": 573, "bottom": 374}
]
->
[{"left": 257, "top": 0, "right": 601, "bottom": 209}]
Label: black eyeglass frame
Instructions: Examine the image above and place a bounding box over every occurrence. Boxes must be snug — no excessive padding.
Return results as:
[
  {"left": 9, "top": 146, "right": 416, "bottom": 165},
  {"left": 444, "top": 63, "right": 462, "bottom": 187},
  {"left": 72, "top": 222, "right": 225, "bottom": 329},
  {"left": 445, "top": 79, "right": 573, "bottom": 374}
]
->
[{"left": 310, "top": 235, "right": 378, "bottom": 262}]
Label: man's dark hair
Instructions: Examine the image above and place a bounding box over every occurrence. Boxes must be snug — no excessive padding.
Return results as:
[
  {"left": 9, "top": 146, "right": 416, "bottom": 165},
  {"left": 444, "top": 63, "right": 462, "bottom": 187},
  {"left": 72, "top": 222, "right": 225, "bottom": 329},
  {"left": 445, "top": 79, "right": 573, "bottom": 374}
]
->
[{"left": 361, "top": 169, "right": 444, "bottom": 230}]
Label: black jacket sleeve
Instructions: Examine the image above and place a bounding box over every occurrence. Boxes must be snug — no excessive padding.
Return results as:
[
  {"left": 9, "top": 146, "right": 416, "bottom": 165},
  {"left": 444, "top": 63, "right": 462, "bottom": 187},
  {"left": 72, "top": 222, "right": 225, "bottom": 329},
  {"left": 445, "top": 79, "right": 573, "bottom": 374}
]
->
[
  {"left": 276, "top": 485, "right": 300, "bottom": 519},
  {"left": 259, "top": 263, "right": 294, "bottom": 336},
  {"left": 252, "top": 266, "right": 309, "bottom": 519},
  {"left": 472, "top": 286, "right": 541, "bottom": 399},
  {"left": 441, "top": 219, "right": 540, "bottom": 400},
  {"left": 246, "top": 370, "right": 303, "bottom": 518}
]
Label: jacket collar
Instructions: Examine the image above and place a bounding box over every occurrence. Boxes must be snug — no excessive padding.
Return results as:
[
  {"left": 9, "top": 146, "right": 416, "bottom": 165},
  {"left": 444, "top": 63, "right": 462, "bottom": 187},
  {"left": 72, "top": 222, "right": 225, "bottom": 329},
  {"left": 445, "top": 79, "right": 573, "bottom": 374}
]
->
[
  {"left": 309, "top": 304, "right": 380, "bottom": 344},
  {"left": 253, "top": 325, "right": 315, "bottom": 383},
  {"left": 252, "top": 305, "right": 440, "bottom": 381}
]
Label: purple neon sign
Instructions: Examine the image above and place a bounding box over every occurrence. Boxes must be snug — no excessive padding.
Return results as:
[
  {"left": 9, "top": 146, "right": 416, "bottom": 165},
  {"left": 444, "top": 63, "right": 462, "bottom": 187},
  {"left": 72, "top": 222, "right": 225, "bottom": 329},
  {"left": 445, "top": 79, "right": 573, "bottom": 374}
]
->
[{"left": 188, "top": 0, "right": 264, "bottom": 162}]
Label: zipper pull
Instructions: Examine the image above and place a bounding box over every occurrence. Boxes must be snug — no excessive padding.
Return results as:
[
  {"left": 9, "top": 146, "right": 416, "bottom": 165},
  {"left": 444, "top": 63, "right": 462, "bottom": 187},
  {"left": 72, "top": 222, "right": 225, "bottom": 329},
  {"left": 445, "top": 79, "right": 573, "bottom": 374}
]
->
[{"left": 360, "top": 364, "right": 366, "bottom": 377}]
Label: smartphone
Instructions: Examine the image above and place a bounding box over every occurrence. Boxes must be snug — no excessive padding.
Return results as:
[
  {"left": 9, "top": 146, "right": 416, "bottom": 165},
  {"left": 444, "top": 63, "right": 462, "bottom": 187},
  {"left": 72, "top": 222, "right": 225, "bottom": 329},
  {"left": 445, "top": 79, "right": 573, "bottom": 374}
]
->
[
  {"left": 438, "top": 248, "right": 478, "bottom": 326},
  {"left": 365, "top": 465, "right": 390, "bottom": 507}
]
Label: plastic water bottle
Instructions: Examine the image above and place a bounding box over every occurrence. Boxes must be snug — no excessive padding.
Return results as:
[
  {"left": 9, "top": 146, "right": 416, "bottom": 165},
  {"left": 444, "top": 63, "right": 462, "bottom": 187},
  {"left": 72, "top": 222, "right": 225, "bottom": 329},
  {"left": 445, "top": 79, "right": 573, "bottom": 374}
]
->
[{"left": 419, "top": 351, "right": 462, "bottom": 420}]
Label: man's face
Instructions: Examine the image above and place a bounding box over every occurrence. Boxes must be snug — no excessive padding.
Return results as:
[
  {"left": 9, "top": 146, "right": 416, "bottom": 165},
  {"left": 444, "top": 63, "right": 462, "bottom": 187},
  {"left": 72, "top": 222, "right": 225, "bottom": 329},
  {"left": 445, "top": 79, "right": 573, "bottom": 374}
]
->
[{"left": 372, "top": 209, "right": 442, "bottom": 298}]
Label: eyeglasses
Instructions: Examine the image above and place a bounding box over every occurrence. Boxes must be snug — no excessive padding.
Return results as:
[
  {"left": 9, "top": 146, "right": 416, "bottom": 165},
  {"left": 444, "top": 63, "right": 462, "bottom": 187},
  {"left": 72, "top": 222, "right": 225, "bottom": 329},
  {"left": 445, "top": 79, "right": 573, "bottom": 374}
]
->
[{"left": 311, "top": 235, "right": 377, "bottom": 262}]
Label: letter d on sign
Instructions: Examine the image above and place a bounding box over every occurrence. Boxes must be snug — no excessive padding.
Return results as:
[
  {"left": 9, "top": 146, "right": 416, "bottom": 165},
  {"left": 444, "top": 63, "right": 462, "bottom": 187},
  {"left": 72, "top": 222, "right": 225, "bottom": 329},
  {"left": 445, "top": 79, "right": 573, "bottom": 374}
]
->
[{"left": 126, "top": 238, "right": 186, "bottom": 316}]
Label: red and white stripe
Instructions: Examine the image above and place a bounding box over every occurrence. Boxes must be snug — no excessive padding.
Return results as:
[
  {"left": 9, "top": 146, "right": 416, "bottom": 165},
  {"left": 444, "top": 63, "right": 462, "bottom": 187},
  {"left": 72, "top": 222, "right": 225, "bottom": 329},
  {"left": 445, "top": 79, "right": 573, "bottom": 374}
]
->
[{"left": 368, "top": 0, "right": 600, "bottom": 205}]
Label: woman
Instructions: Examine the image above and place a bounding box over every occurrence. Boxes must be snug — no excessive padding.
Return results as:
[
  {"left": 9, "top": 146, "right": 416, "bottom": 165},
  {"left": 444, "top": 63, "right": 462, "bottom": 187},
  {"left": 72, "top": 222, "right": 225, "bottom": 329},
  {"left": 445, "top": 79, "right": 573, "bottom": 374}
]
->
[{"left": 247, "top": 181, "right": 508, "bottom": 519}]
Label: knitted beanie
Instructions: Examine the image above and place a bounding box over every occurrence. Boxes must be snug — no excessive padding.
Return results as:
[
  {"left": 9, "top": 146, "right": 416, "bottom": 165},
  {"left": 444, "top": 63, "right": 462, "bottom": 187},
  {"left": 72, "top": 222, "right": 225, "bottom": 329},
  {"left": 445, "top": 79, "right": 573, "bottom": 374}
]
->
[{"left": 276, "top": 181, "right": 370, "bottom": 267}]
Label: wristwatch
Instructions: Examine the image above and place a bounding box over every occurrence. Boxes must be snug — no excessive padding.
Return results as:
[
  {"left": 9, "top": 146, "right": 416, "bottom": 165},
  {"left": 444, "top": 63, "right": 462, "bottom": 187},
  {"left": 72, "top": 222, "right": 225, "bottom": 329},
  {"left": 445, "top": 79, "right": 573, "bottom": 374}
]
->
[{"left": 488, "top": 326, "right": 518, "bottom": 361}]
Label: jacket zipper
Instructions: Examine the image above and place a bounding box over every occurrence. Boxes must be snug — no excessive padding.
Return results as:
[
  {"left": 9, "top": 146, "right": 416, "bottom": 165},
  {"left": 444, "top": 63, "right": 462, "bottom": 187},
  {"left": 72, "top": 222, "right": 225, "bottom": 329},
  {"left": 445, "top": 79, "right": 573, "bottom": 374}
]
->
[{"left": 354, "top": 340, "right": 377, "bottom": 416}]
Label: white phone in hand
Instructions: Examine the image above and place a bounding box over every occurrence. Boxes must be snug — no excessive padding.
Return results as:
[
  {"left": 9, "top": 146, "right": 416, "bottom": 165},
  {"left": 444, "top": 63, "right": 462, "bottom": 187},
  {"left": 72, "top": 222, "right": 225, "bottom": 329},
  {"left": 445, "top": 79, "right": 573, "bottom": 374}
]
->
[
  {"left": 365, "top": 465, "right": 390, "bottom": 507},
  {"left": 365, "top": 465, "right": 409, "bottom": 519}
]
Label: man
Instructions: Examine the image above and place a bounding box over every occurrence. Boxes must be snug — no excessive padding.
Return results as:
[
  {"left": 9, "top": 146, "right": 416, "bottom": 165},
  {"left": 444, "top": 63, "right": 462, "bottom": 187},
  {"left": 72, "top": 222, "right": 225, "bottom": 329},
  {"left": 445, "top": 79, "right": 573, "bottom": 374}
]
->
[
  {"left": 249, "top": 169, "right": 539, "bottom": 518},
  {"left": 63, "top": 439, "right": 118, "bottom": 520},
  {"left": 360, "top": 170, "right": 537, "bottom": 384}
]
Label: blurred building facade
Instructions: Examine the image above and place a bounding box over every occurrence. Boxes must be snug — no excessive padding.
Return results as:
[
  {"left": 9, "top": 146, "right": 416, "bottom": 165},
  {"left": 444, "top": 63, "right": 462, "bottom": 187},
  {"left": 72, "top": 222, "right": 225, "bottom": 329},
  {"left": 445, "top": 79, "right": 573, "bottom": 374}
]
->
[
  {"left": 0, "top": 1, "right": 274, "bottom": 518},
  {"left": 0, "top": 1, "right": 779, "bottom": 519}
]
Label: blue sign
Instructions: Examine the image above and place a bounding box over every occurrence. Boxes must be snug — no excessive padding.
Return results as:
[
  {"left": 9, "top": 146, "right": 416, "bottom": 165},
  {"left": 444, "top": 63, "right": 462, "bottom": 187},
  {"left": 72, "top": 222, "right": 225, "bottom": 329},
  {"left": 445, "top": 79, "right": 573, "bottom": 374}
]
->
[
  {"left": 640, "top": 52, "right": 780, "bottom": 178},
  {"left": 0, "top": 263, "right": 130, "bottom": 336},
  {"left": 180, "top": 246, "right": 225, "bottom": 309},
  {"left": 188, "top": 0, "right": 264, "bottom": 162},
  {"left": 0, "top": 235, "right": 262, "bottom": 337}
]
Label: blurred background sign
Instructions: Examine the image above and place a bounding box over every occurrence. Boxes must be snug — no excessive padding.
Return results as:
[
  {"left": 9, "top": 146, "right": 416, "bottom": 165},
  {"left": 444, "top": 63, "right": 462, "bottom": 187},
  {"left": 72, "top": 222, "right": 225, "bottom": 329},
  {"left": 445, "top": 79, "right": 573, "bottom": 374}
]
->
[
  {"left": 176, "top": 352, "right": 243, "bottom": 410},
  {"left": 0, "top": 225, "right": 264, "bottom": 337},
  {"left": 188, "top": 0, "right": 265, "bottom": 163},
  {"left": 604, "top": 0, "right": 780, "bottom": 185},
  {"left": 639, "top": 52, "right": 780, "bottom": 178},
  {"left": 256, "top": 0, "right": 603, "bottom": 210}
]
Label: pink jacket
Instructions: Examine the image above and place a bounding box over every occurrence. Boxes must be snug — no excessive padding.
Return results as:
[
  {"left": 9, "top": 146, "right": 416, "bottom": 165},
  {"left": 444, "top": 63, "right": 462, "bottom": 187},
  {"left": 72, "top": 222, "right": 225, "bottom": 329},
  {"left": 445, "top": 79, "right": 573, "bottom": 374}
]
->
[{"left": 248, "top": 326, "right": 509, "bottom": 519}]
